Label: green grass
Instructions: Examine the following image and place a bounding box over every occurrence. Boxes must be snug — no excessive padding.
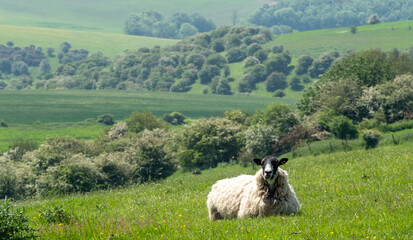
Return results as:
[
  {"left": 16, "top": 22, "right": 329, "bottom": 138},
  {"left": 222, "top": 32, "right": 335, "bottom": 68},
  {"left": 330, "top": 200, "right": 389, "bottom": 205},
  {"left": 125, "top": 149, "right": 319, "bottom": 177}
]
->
[
  {"left": 0, "top": 0, "right": 268, "bottom": 33},
  {"left": 268, "top": 20, "right": 413, "bottom": 57},
  {"left": 0, "top": 90, "right": 284, "bottom": 124},
  {"left": 0, "top": 25, "right": 178, "bottom": 59},
  {"left": 15, "top": 143, "right": 413, "bottom": 239},
  {"left": 0, "top": 121, "right": 107, "bottom": 153}
]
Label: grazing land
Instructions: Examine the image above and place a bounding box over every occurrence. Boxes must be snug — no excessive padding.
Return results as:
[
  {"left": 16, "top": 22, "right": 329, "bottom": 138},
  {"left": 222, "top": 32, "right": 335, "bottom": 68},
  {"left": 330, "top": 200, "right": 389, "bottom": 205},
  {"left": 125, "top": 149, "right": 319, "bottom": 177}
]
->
[
  {"left": 0, "top": 90, "right": 285, "bottom": 124},
  {"left": 16, "top": 143, "right": 413, "bottom": 239}
]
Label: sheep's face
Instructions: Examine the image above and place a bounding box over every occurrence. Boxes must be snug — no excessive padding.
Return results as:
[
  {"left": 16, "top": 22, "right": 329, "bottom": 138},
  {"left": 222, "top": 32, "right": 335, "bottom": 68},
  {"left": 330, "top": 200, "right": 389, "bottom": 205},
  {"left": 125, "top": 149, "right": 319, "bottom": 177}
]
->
[{"left": 253, "top": 156, "right": 288, "bottom": 181}]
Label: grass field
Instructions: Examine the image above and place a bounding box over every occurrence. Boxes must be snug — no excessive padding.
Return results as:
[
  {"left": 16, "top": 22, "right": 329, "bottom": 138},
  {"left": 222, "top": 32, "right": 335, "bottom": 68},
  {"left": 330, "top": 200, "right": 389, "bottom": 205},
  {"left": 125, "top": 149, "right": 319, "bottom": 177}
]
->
[
  {"left": 0, "top": 90, "right": 287, "bottom": 124},
  {"left": 0, "top": 0, "right": 269, "bottom": 33},
  {"left": 0, "top": 25, "right": 178, "bottom": 59},
  {"left": 0, "top": 122, "right": 107, "bottom": 153},
  {"left": 268, "top": 20, "right": 413, "bottom": 57},
  {"left": 14, "top": 143, "right": 412, "bottom": 239}
]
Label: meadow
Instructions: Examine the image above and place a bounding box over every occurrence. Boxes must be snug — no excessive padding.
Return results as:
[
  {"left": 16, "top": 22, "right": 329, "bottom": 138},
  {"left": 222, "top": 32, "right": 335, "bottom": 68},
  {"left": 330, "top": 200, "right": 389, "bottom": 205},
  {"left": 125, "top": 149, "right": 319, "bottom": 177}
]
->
[
  {"left": 0, "top": 0, "right": 269, "bottom": 32},
  {"left": 15, "top": 142, "right": 412, "bottom": 239},
  {"left": 268, "top": 20, "right": 413, "bottom": 57},
  {"left": 0, "top": 90, "right": 286, "bottom": 124}
]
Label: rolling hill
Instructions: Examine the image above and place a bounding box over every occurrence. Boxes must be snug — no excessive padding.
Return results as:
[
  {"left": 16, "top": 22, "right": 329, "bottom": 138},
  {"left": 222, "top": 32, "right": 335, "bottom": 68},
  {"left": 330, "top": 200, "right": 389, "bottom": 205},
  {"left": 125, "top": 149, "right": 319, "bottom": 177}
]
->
[{"left": 0, "top": 0, "right": 272, "bottom": 33}]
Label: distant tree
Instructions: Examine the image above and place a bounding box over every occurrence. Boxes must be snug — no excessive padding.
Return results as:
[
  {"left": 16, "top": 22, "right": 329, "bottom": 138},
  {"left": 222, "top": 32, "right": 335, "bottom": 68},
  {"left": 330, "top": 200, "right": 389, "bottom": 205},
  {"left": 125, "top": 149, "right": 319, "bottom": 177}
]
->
[
  {"left": 211, "top": 77, "right": 232, "bottom": 95},
  {"left": 226, "top": 47, "right": 247, "bottom": 63},
  {"left": 153, "top": 21, "right": 178, "bottom": 39},
  {"left": 206, "top": 54, "right": 227, "bottom": 68},
  {"left": 47, "top": 47, "right": 55, "bottom": 57},
  {"left": 190, "top": 13, "right": 216, "bottom": 32},
  {"left": 163, "top": 112, "right": 186, "bottom": 125},
  {"left": 199, "top": 64, "right": 220, "bottom": 84},
  {"left": 243, "top": 56, "right": 260, "bottom": 67},
  {"left": 179, "top": 23, "right": 198, "bottom": 39},
  {"left": 272, "top": 45, "right": 284, "bottom": 54},
  {"left": 367, "top": 14, "right": 380, "bottom": 24},
  {"left": 39, "top": 59, "right": 51, "bottom": 75},
  {"left": 290, "top": 75, "right": 303, "bottom": 91},
  {"left": 0, "top": 59, "right": 11, "bottom": 74},
  {"left": 6, "top": 41, "right": 14, "bottom": 47},
  {"left": 11, "top": 61, "right": 29, "bottom": 76},
  {"left": 349, "top": 25, "right": 357, "bottom": 34},
  {"left": 0, "top": 80, "right": 7, "bottom": 90},
  {"left": 266, "top": 52, "right": 291, "bottom": 74},
  {"left": 295, "top": 54, "right": 315, "bottom": 75},
  {"left": 186, "top": 54, "right": 205, "bottom": 70},
  {"left": 266, "top": 72, "right": 287, "bottom": 92},
  {"left": 211, "top": 39, "right": 225, "bottom": 52},
  {"left": 98, "top": 114, "right": 115, "bottom": 125}
]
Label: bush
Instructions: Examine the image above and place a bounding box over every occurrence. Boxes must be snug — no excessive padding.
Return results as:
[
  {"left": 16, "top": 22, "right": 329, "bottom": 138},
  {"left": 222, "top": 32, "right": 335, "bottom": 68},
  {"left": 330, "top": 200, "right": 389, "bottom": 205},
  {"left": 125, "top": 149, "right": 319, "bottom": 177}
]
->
[
  {"left": 328, "top": 115, "right": 359, "bottom": 140},
  {"left": 226, "top": 47, "right": 247, "bottom": 63},
  {"left": 163, "top": 112, "right": 186, "bottom": 125},
  {"left": 0, "top": 119, "right": 8, "bottom": 127},
  {"left": 266, "top": 72, "right": 287, "bottom": 92},
  {"left": 245, "top": 124, "right": 277, "bottom": 157},
  {"left": 380, "top": 119, "right": 413, "bottom": 132},
  {"left": 125, "top": 111, "right": 167, "bottom": 133},
  {"left": 362, "top": 130, "right": 381, "bottom": 150},
  {"left": 97, "top": 114, "right": 115, "bottom": 125},
  {"left": 7, "top": 139, "right": 39, "bottom": 161},
  {"left": 273, "top": 90, "right": 285, "bottom": 98},
  {"left": 175, "top": 118, "right": 241, "bottom": 170},
  {"left": 0, "top": 198, "right": 36, "bottom": 239}
]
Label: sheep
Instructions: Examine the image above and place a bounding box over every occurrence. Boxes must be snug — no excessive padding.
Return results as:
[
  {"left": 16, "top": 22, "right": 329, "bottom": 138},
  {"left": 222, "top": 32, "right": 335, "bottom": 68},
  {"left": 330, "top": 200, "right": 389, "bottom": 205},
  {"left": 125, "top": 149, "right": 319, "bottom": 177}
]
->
[{"left": 206, "top": 156, "right": 300, "bottom": 220}]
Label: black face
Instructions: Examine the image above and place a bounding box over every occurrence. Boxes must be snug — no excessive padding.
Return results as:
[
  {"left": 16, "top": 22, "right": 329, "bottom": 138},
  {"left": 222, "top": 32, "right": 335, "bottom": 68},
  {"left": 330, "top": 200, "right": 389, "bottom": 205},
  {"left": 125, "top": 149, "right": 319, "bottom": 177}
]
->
[{"left": 253, "top": 156, "right": 288, "bottom": 181}]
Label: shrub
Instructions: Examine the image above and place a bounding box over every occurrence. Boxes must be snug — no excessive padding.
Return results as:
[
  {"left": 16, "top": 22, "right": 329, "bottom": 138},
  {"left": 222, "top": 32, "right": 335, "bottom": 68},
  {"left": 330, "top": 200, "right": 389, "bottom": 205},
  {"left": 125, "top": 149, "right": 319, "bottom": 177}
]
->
[
  {"left": 7, "top": 139, "right": 39, "bottom": 161},
  {"left": 226, "top": 47, "right": 247, "bottom": 63},
  {"left": 163, "top": 112, "right": 186, "bottom": 125},
  {"left": 328, "top": 115, "right": 359, "bottom": 140},
  {"left": 245, "top": 124, "right": 277, "bottom": 157},
  {"left": 0, "top": 119, "right": 8, "bottom": 127},
  {"left": 129, "top": 129, "right": 176, "bottom": 183},
  {"left": 125, "top": 111, "right": 167, "bottom": 133},
  {"left": 266, "top": 72, "right": 287, "bottom": 92},
  {"left": 243, "top": 56, "right": 260, "bottom": 67},
  {"left": 0, "top": 198, "right": 36, "bottom": 240},
  {"left": 362, "top": 130, "right": 381, "bottom": 150},
  {"left": 273, "top": 90, "right": 285, "bottom": 98},
  {"left": 97, "top": 114, "right": 115, "bottom": 125},
  {"left": 175, "top": 118, "right": 241, "bottom": 170}
]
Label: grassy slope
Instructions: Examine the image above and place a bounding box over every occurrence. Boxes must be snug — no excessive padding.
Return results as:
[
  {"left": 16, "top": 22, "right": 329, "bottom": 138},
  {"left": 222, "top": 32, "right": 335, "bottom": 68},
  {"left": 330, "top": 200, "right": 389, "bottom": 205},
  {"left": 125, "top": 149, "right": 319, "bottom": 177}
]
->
[
  {"left": 17, "top": 143, "right": 413, "bottom": 239},
  {"left": 268, "top": 20, "right": 413, "bottom": 57},
  {"left": 0, "top": 25, "right": 178, "bottom": 59},
  {"left": 0, "top": 0, "right": 270, "bottom": 32}
]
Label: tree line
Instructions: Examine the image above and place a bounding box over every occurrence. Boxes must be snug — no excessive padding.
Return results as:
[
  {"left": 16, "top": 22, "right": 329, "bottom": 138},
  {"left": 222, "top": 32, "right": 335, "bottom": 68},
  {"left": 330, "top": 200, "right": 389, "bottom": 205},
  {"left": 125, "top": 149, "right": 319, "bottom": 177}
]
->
[
  {"left": 248, "top": 0, "right": 413, "bottom": 34},
  {"left": 124, "top": 11, "right": 216, "bottom": 39}
]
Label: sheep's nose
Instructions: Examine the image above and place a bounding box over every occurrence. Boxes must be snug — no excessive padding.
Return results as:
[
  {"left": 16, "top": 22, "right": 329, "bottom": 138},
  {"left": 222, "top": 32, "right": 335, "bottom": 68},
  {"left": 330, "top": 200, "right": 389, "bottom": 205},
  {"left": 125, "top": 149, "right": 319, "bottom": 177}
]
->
[{"left": 265, "top": 171, "right": 272, "bottom": 175}]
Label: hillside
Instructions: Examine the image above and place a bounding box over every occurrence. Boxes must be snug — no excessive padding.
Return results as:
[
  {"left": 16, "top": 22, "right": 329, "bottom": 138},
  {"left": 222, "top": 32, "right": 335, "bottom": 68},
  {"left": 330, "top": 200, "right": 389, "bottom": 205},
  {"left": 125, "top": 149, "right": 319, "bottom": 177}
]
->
[
  {"left": 268, "top": 20, "right": 413, "bottom": 57},
  {"left": 0, "top": 25, "right": 178, "bottom": 59},
  {"left": 12, "top": 143, "right": 413, "bottom": 239},
  {"left": 0, "top": 0, "right": 271, "bottom": 33}
]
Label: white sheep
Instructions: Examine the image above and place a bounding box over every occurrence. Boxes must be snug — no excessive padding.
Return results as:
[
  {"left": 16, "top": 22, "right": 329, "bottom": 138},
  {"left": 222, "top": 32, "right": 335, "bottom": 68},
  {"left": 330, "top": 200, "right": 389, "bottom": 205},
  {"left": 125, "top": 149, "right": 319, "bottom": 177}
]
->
[{"left": 207, "top": 156, "right": 300, "bottom": 220}]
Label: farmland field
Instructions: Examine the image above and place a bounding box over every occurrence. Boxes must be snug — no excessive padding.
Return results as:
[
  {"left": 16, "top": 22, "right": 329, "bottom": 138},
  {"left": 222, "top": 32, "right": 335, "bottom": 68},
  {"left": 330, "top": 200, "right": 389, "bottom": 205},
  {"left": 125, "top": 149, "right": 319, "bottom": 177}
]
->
[
  {"left": 15, "top": 143, "right": 413, "bottom": 239},
  {"left": 0, "top": 90, "right": 287, "bottom": 124}
]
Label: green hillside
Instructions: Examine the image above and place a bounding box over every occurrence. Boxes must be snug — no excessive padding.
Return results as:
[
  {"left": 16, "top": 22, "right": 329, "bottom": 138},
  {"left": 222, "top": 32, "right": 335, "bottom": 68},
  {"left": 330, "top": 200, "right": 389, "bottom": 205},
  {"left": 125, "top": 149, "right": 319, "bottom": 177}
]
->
[
  {"left": 0, "top": 0, "right": 269, "bottom": 33},
  {"left": 12, "top": 143, "right": 413, "bottom": 239},
  {"left": 0, "top": 25, "right": 178, "bottom": 59},
  {"left": 268, "top": 20, "right": 413, "bottom": 57}
]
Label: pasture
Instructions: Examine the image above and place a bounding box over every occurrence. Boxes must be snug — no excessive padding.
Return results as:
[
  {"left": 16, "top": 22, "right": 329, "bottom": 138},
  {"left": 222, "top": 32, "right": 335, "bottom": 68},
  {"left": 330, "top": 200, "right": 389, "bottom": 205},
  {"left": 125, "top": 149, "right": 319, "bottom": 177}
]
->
[
  {"left": 268, "top": 20, "right": 413, "bottom": 57},
  {"left": 15, "top": 143, "right": 412, "bottom": 239},
  {"left": 0, "top": 90, "right": 285, "bottom": 124},
  {"left": 0, "top": 0, "right": 269, "bottom": 32}
]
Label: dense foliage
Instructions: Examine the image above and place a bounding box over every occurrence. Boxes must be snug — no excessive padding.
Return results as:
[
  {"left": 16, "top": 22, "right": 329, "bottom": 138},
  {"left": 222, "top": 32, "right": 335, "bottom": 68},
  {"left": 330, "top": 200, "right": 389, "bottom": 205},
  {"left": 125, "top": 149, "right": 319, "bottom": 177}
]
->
[
  {"left": 124, "top": 11, "right": 216, "bottom": 39},
  {"left": 248, "top": 0, "right": 413, "bottom": 33},
  {"left": 298, "top": 49, "right": 413, "bottom": 126},
  {"left": 0, "top": 198, "right": 36, "bottom": 240}
]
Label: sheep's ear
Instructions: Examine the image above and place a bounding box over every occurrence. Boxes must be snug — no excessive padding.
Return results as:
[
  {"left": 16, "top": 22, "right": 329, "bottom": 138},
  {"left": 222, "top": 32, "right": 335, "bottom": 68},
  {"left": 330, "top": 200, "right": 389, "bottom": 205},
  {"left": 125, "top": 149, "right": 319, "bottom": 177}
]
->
[
  {"left": 253, "top": 158, "right": 262, "bottom": 166},
  {"left": 279, "top": 158, "right": 288, "bottom": 165}
]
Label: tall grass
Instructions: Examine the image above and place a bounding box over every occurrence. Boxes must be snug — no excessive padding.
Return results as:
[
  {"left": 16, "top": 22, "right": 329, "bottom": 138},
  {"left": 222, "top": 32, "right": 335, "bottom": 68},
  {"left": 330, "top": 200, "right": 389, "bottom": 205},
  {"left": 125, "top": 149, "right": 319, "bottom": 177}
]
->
[{"left": 16, "top": 143, "right": 412, "bottom": 239}]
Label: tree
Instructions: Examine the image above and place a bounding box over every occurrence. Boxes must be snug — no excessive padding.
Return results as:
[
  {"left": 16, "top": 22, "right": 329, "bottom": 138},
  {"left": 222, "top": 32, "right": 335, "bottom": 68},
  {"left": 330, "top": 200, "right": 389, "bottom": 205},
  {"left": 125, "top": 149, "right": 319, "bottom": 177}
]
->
[
  {"left": 295, "top": 54, "right": 315, "bottom": 75},
  {"left": 251, "top": 102, "right": 298, "bottom": 134},
  {"left": 367, "top": 14, "right": 380, "bottom": 24},
  {"left": 206, "top": 54, "right": 227, "bottom": 68},
  {"left": 191, "top": 13, "right": 216, "bottom": 32},
  {"left": 266, "top": 52, "right": 291, "bottom": 74},
  {"left": 11, "top": 61, "right": 29, "bottom": 76},
  {"left": 199, "top": 64, "right": 220, "bottom": 84},
  {"left": 290, "top": 75, "right": 303, "bottom": 91},
  {"left": 212, "top": 77, "right": 232, "bottom": 95},
  {"left": 39, "top": 59, "right": 51, "bottom": 75},
  {"left": 266, "top": 72, "right": 287, "bottom": 92},
  {"left": 226, "top": 47, "right": 247, "bottom": 63},
  {"left": 163, "top": 112, "right": 186, "bottom": 125},
  {"left": 179, "top": 23, "right": 198, "bottom": 39}
]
